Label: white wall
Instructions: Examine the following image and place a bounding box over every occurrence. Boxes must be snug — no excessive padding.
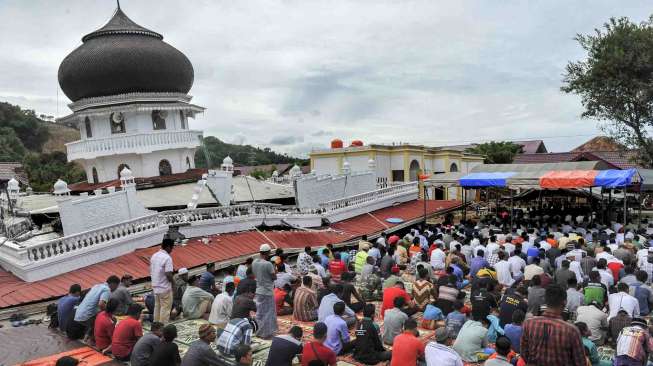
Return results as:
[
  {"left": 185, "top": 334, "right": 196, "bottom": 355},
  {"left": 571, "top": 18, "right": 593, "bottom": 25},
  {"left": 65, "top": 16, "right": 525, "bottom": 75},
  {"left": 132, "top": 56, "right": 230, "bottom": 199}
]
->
[
  {"left": 375, "top": 153, "right": 391, "bottom": 180},
  {"left": 82, "top": 148, "right": 196, "bottom": 183},
  {"left": 343, "top": 155, "right": 370, "bottom": 173},
  {"left": 312, "top": 156, "right": 340, "bottom": 175},
  {"left": 205, "top": 169, "right": 233, "bottom": 206},
  {"left": 390, "top": 153, "right": 404, "bottom": 171},
  {"left": 57, "top": 187, "right": 153, "bottom": 236},
  {"left": 295, "top": 171, "right": 377, "bottom": 209},
  {"left": 81, "top": 109, "right": 187, "bottom": 140}
]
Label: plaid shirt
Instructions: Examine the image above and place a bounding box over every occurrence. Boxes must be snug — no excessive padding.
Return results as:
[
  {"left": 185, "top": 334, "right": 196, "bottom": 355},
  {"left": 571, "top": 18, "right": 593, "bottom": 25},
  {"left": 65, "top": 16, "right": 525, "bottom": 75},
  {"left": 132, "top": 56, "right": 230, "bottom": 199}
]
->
[
  {"left": 216, "top": 318, "right": 252, "bottom": 355},
  {"left": 487, "top": 253, "right": 500, "bottom": 267},
  {"left": 521, "top": 310, "right": 586, "bottom": 366}
]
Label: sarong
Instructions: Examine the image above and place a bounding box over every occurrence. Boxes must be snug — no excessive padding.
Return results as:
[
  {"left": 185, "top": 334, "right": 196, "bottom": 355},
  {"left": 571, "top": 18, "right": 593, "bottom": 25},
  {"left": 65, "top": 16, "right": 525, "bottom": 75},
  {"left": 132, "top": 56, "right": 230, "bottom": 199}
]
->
[{"left": 255, "top": 294, "right": 277, "bottom": 338}]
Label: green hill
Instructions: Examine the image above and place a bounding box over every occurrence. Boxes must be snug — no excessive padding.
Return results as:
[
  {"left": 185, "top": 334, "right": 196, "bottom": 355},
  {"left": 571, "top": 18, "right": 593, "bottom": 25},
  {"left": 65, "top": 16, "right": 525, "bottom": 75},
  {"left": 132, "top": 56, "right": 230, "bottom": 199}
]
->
[{"left": 195, "top": 136, "right": 306, "bottom": 168}]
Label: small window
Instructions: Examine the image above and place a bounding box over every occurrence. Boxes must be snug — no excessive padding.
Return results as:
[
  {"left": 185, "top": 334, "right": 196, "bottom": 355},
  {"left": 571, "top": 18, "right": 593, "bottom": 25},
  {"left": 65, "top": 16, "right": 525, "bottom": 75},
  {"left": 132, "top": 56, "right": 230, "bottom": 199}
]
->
[
  {"left": 110, "top": 112, "right": 125, "bottom": 134},
  {"left": 152, "top": 110, "right": 167, "bottom": 130},
  {"left": 450, "top": 163, "right": 458, "bottom": 172},
  {"left": 117, "top": 163, "right": 130, "bottom": 179},
  {"left": 159, "top": 159, "right": 172, "bottom": 176},
  {"left": 84, "top": 117, "right": 92, "bottom": 138},
  {"left": 179, "top": 110, "right": 186, "bottom": 129},
  {"left": 392, "top": 170, "right": 404, "bottom": 182}
]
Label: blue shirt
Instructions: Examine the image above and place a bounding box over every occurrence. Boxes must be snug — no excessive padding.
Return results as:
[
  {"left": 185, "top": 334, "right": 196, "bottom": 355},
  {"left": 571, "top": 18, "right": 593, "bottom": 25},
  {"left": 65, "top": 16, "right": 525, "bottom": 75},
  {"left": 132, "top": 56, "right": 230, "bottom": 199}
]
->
[
  {"left": 324, "top": 314, "right": 349, "bottom": 354},
  {"left": 320, "top": 254, "right": 330, "bottom": 268},
  {"left": 57, "top": 294, "right": 80, "bottom": 331},
  {"left": 340, "top": 252, "right": 350, "bottom": 265},
  {"left": 423, "top": 304, "right": 444, "bottom": 320},
  {"left": 470, "top": 257, "right": 489, "bottom": 277},
  {"left": 504, "top": 324, "right": 522, "bottom": 353},
  {"left": 74, "top": 283, "right": 110, "bottom": 322},
  {"left": 527, "top": 247, "right": 539, "bottom": 258},
  {"left": 451, "top": 264, "right": 464, "bottom": 282},
  {"left": 318, "top": 294, "right": 355, "bottom": 322},
  {"left": 199, "top": 271, "right": 215, "bottom": 292},
  {"left": 445, "top": 310, "right": 466, "bottom": 337}
]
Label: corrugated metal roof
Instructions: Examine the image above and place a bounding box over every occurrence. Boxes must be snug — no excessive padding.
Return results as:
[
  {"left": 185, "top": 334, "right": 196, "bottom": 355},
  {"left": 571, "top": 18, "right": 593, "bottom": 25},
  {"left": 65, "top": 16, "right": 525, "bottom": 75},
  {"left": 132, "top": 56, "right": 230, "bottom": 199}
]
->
[{"left": 0, "top": 199, "right": 461, "bottom": 309}]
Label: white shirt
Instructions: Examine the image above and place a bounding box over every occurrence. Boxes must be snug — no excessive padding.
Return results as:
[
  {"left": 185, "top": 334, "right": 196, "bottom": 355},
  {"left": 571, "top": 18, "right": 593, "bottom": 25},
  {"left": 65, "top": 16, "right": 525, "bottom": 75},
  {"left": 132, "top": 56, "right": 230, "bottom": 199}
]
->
[
  {"left": 430, "top": 248, "right": 446, "bottom": 270},
  {"left": 598, "top": 269, "right": 615, "bottom": 288},
  {"left": 508, "top": 255, "right": 526, "bottom": 276},
  {"left": 208, "top": 292, "right": 233, "bottom": 325},
  {"left": 608, "top": 292, "right": 640, "bottom": 320},
  {"left": 596, "top": 252, "right": 614, "bottom": 263},
  {"left": 425, "top": 342, "right": 464, "bottom": 366},
  {"left": 503, "top": 243, "right": 516, "bottom": 256},
  {"left": 495, "top": 260, "right": 514, "bottom": 286},
  {"left": 150, "top": 249, "right": 173, "bottom": 294},
  {"left": 486, "top": 243, "right": 499, "bottom": 257},
  {"left": 569, "top": 261, "right": 584, "bottom": 283}
]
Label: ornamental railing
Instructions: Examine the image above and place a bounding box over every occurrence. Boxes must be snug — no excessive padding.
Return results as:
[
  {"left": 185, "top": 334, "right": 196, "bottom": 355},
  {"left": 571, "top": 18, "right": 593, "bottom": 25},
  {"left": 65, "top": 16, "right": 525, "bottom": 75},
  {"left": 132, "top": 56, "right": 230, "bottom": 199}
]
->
[
  {"left": 318, "top": 182, "right": 418, "bottom": 212},
  {"left": 23, "top": 213, "right": 162, "bottom": 262},
  {"left": 66, "top": 130, "right": 202, "bottom": 161}
]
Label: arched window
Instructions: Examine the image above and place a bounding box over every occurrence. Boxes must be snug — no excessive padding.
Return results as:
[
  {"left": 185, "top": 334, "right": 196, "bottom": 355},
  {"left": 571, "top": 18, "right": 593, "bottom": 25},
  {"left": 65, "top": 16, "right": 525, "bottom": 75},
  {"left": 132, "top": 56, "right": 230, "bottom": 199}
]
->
[
  {"left": 179, "top": 110, "right": 186, "bottom": 129},
  {"left": 84, "top": 117, "right": 92, "bottom": 138},
  {"left": 409, "top": 160, "right": 420, "bottom": 182},
  {"left": 152, "top": 110, "right": 167, "bottom": 130},
  {"left": 92, "top": 167, "right": 99, "bottom": 184},
  {"left": 450, "top": 163, "right": 458, "bottom": 172},
  {"left": 186, "top": 156, "right": 191, "bottom": 169},
  {"left": 159, "top": 160, "right": 172, "bottom": 176},
  {"left": 110, "top": 112, "right": 125, "bottom": 134},
  {"left": 117, "top": 163, "right": 130, "bottom": 179}
]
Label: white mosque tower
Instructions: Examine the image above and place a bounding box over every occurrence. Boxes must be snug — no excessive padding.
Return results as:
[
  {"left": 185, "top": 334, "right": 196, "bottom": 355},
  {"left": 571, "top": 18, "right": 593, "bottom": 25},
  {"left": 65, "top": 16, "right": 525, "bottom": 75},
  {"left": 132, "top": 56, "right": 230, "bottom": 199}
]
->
[{"left": 56, "top": 3, "right": 204, "bottom": 184}]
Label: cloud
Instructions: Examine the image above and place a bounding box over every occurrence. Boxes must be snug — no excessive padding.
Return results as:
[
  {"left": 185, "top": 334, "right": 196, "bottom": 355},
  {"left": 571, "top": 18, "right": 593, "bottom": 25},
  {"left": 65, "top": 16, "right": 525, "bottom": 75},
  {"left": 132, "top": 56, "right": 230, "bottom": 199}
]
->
[
  {"left": 1, "top": 0, "right": 650, "bottom": 156},
  {"left": 270, "top": 135, "right": 304, "bottom": 146}
]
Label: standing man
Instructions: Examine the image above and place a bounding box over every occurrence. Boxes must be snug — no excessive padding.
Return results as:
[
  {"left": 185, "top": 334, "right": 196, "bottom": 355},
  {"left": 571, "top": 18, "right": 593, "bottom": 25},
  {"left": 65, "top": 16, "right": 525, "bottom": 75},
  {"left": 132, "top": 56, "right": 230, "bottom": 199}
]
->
[
  {"left": 253, "top": 243, "right": 277, "bottom": 339},
  {"left": 150, "top": 239, "right": 175, "bottom": 324},
  {"left": 520, "top": 284, "right": 586, "bottom": 366}
]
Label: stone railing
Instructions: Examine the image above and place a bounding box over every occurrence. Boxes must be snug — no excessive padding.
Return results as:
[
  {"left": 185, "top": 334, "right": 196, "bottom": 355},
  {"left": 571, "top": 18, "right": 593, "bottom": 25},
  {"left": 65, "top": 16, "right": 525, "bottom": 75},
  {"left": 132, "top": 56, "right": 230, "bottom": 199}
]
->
[
  {"left": 24, "top": 213, "right": 162, "bottom": 263},
  {"left": 66, "top": 130, "right": 203, "bottom": 161},
  {"left": 319, "top": 182, "right": 418, "bottom": 212}
]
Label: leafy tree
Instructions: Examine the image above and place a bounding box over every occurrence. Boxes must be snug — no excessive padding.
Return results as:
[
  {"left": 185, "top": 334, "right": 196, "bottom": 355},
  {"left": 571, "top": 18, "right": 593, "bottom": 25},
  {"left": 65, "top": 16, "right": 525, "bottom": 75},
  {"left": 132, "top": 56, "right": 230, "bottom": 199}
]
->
[
  {"left": 0, "top": 127, "right": 27, "bottom": 161},
  {"left": 0, "top": 102, "right": 50, "bottom": 151},
  {"left": 195, "top": 136, "right": 305, "bottom": 168},
  {"left": 562, "top": 16, "right": 653, "bottom": 167},
  {"left": 466, "top": 141, "right": 523, "bottom": 164},
  {"left": 23, "top": 152, "right": 85, "bottom": 192}
]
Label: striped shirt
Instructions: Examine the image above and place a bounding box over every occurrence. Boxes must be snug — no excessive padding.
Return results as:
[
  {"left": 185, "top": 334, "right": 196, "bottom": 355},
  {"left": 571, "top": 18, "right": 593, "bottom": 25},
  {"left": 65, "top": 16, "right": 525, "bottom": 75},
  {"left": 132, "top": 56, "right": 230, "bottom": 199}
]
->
[
  {"left": 412, "top": 280, "right": 433, "bottom": 309},
  {"left": 216, "top": 318, "right": 252, "bottom": 356},
  {"left": 293, "top": 286, "right": 318, "bottom": 321},
  {"left": 521, "top": 310, "right": 586, "bottom": 366},
  {"left": 616, "top": 325, "right": 653, "bottom": 362}
]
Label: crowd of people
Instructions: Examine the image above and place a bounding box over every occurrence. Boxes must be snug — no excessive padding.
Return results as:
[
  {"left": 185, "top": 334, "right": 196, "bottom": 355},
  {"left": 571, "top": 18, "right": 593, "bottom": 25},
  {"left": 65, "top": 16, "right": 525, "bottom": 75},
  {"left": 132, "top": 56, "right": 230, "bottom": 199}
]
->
[{"left": 49, "top": 209, "right": 653, "bottom": 366}]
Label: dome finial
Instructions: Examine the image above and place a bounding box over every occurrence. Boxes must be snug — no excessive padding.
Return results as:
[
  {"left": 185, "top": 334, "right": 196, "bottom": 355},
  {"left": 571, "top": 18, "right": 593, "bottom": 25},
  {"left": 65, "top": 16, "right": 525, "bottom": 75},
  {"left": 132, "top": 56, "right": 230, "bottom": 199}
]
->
[{"left": 116, "top": 0, "right": 120, "bottom": 9}]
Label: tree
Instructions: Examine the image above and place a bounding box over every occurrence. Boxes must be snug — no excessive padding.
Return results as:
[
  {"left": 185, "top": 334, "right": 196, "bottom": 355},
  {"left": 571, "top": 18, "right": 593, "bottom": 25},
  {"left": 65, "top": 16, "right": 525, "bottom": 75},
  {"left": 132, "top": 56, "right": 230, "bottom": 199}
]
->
[
  {"left": 23, "top": 152, "right": 86, "bottom": 192},
  {"left": 562, "top": 16, "right": 653, "bottom": 167},
  {"left": 0, "top": 102, "right": 50, "bottom": 152},
  {"left": 0, "top": 127, "right": 27, "bottom": 161},
  {"left": 466, "top": 141, "right": 523, "bottom": 164},
  {"left": 195, "top": 136, "right": 305, "bottom": 168}
]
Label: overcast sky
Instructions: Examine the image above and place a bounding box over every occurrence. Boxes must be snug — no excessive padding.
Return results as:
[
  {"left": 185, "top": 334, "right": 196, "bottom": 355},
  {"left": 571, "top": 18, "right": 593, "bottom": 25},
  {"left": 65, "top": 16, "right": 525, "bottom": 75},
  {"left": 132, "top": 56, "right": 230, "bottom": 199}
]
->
[{"left": 1, "top": 1, "right": 651, "bottom": 157}]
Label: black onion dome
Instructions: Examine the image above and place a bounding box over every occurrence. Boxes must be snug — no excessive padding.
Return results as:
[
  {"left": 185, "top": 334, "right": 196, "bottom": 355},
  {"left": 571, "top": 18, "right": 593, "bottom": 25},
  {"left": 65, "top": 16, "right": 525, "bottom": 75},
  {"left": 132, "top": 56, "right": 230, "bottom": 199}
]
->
[{"left": 58, "top": 7, "right": 194, "bottom": 102}]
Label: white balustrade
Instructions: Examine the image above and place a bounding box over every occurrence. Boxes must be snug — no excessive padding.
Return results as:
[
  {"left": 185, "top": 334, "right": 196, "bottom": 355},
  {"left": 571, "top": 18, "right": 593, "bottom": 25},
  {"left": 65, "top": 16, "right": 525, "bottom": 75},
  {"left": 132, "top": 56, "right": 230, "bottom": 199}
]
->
[
  {"left": 66, "top": 130, "right": 202, "bottom": 161},
  {"left": 24, "top": 213, "right": 161, "bottom": 262},
  {"left": 319, "top": 182, "right": 418, "bottom": 212}
]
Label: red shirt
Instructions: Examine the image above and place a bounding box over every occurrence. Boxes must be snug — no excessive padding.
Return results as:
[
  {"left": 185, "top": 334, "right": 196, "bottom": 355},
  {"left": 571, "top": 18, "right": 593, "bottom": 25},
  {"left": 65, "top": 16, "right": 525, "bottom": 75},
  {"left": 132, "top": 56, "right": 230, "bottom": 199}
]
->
[
  {"left": 381, "top": 287, "right": 411, "bottom": 317},
  {"left": 301, "top": 340, "right": 337, "bottom": 366},
  {"left": 111, "top": 317, "right": 143, "bottom": 358},
  {"left": 328, "top": 260, "right": 347, "bottom": 281},
  {"left": 608, "top": 261, "right": 624, "bottom": 281},
  {"left": 274, "top": 288, "right": 287, "bottom": 313},
  {"left": 94, "top": 311, "right": 115, "bottom": 350},
  {"left": 390, "top": 332, "right": 425, "bottom": 366}
]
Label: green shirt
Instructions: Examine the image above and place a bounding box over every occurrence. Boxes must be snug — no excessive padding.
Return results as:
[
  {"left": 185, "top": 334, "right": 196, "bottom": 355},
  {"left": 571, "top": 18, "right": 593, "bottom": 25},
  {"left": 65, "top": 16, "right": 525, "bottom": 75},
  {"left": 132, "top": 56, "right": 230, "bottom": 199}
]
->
[{"left": 452, "top": 320, "right": 488, "bottom": 362}]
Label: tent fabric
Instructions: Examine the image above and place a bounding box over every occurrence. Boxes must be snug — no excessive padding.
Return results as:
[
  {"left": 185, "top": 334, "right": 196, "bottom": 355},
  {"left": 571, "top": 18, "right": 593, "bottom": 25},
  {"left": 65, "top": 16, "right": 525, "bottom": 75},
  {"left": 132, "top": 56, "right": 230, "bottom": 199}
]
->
[
  {"left": 539, "top": 170, "right": 599, "bottom": 189},
  {"left": 594, "top": 169, "right": 637, "bottom": 188},
  {"left": 459, "top": 172, "right": 516, "bottom": 187},
  {"left": 17, "top": 346, "right": 114, "bottom": 366}
]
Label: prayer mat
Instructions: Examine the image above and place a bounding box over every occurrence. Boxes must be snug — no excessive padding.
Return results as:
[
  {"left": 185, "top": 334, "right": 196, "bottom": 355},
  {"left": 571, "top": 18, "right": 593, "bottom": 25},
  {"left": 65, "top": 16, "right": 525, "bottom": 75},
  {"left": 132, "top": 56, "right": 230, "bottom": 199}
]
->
[{"left": 15, "top": 346, "right": 116, "bottom": 366}]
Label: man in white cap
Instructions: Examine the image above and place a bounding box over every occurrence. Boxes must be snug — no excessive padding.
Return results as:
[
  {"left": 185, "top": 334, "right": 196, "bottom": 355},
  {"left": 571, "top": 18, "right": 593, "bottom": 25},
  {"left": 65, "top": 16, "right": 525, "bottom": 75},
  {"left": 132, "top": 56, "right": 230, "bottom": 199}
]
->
[
  {"left": 172, "top": 267, "right": 189, "bottom": 319},
  {"left": 252, "top": 243, "right": 277, "bottom": 339}
]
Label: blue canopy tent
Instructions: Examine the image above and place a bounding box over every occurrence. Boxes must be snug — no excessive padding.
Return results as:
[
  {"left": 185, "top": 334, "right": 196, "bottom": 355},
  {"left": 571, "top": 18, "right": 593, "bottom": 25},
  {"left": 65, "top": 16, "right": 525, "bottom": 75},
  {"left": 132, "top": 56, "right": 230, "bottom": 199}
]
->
[{"left": 459, "top": 172, "right": 517, "bottom": 188}]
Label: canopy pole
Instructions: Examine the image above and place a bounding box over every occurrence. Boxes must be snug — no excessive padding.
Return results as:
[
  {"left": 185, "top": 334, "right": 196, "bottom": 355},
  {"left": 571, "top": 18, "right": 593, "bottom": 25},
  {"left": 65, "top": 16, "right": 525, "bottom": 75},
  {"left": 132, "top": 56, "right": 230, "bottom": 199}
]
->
[
  {"left": 639, "top": 183, "right": 643, "bottom": 227},
  {"left": 609, "top": 190, "right": 612, "bottom": 224},
  {"left": 462, "top": 188, "right": 467, "bottom": 221},
  {"left": 624, "top": 188, "right": 627, "bottom": 226},
  {"left": 589, "top": 186, "right": 593, "bottom": 226},
  {"left": 510, "top": 189, "right": 514, "bottom": 229}
]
